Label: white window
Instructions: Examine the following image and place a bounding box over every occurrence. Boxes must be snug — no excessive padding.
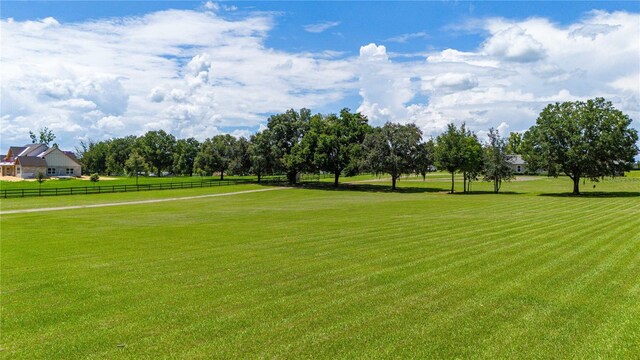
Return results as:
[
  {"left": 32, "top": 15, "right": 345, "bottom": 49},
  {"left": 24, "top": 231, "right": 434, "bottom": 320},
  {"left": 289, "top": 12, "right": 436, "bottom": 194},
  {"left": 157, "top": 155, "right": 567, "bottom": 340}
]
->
[
  {"left": 16, "top": 166, "right": 21, "bottom": 174},
  {"left": 66, "top": 168, "right": 74, "bottom": 175},
  {"left": 47, "top": 168, "right": 56, "bottom": 175},
  {"left": 517, "top": 166, "right": 522, "bottom": 173}
]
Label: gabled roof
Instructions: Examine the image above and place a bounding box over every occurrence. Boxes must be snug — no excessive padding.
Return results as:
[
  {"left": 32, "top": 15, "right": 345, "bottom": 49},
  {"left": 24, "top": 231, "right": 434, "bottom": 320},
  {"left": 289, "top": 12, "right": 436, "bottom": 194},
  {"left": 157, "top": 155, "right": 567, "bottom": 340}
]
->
[
  {"left": 64, "top": 151, "right": 80, "bottom": 162},
  {"left": 506, "top": 155, "right": 526, "bottom": 165},
  {"left": 4, "top": 144, "right": 81, "bottom": 167},
  {"left": 37, "top": 147, "right": 57, "bottom": 157},
  {"left": 36, "top": 147, "right": 82, "bottom": 166},
  {"left": 18, "top": 144, "right": 48, "bottom": 157},
  {"left": 16, "top": 156, "right": 47, "bottom": 167},
  {"left": 8, "top": 146, "right": 27, "bottom": 157}
]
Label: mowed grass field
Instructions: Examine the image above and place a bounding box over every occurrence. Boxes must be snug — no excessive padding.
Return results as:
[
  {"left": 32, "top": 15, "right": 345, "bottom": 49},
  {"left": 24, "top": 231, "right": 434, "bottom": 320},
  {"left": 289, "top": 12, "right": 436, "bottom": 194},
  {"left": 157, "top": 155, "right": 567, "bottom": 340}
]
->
[
  {"left": 1, "top": 175, "right": 639, "bottom": 358},
  {"left": 0, "top": 174, "right": 271, "bottom": 190}
]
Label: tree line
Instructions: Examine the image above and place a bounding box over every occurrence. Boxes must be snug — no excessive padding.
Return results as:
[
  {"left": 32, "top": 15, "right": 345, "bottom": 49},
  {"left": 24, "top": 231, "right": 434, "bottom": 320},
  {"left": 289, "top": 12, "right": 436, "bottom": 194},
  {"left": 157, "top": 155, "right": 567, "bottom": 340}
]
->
[{"left": 76, "top": 98, "right": 638, "bottom": 194}]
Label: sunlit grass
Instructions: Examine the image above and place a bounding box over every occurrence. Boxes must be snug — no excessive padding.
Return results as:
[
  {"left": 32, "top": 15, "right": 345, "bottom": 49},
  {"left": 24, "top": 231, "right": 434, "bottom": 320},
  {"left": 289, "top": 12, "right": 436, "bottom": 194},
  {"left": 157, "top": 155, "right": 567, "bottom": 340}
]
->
[{"left": 1, "top": 177, "right": 639, "bottom": 358}]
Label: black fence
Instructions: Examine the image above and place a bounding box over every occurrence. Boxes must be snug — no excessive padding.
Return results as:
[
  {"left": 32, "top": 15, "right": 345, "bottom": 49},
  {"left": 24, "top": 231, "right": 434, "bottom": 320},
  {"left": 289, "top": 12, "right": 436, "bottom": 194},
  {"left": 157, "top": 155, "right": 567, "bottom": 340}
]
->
[{"left": 1, "top": 176, "right": 290, "bottom": 198}]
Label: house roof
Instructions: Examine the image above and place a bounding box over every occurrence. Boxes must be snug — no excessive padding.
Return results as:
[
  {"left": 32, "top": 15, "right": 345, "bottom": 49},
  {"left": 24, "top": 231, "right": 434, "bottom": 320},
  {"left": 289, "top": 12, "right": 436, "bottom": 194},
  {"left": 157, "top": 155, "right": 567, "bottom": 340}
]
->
[
  {"left": 8, "top": 146, "right": 27, "bottom": 157},
  {"left": 37, "top": 147, "right": 56, "bottom": 157},
  {"left": 60, "top": 149, "right": 82, "bottom": 166},
  {"left": 64, "top": 151, "right": 80, "bottom": 162},
  {"left": 18, "top": 144, "right": 47, "bottom": 157},
  {"left": 36, "top": 147, "right": 82, "bottom": 166},
  {"left": 16, "top": 156, "right": 47, "bottom": 167},
  {"left": 506, "top": 155, "right": 526, "bottom": 165},
  {"left": 5, "top": 144, "right": 81, "bottom": 167}
]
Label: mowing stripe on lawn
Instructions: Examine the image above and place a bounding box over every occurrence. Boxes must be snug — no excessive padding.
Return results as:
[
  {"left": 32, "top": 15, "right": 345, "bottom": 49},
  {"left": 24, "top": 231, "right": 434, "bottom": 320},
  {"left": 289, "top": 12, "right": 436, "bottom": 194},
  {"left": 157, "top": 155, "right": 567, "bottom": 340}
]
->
[{"left": 0, "top": 187, "right": 290, "bottom": 215}]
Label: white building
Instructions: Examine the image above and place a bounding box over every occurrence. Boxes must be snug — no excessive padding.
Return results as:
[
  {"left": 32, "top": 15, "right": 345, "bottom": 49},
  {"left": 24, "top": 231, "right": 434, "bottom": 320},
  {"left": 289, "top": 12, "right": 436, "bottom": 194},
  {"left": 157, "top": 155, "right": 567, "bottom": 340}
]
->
[{"left": 506, "top": 155, "right": 527, "bottom": 174}]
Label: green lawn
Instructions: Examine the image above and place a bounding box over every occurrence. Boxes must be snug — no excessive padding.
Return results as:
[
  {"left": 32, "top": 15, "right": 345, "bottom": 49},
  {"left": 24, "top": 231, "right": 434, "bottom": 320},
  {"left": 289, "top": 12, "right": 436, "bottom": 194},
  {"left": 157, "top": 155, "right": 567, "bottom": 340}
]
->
[
  {"left": 626, "top": 169, "right": 640, "bottom": 178},
  {"left": 0, "top": 174, "right": 271, "bottom": 190},
  {"left": 1, "top": 177, "right": 639, "bottom": 358}
]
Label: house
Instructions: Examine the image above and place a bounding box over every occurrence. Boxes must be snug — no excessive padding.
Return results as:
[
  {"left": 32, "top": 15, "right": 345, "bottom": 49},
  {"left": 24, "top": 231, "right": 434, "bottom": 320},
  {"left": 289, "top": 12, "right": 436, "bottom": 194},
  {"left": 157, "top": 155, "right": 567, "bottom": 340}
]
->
[
  {"left": 0, "top": 144, "right": 82, "bottom": 179},
  {"left": 506, "top": 154, "right": 527, "bottom": 174}
]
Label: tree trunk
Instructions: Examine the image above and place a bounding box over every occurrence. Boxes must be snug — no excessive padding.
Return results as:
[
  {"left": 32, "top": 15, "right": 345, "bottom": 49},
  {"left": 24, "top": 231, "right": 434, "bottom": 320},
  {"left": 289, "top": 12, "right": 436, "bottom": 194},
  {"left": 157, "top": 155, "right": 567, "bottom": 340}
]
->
[
  {"left": 463, "top": 172, "right": 467, "bottom": 193},
  {"left": 392, "top": 175, "right": 397, "bottom": 190},
  {"left": 494, "top": 177, "right": 499, "bottom": 193},
  {"left": 450, "top": 171, "right": 455, "bottom": 193},
  {"left": 334, "top": 170, "right": 340, "bottom": 187},
  {"left": 257, "top": 173, "right": 261, "bottom": 183},
  {"left": 573, "top": 176, "right": 580, "bottom": 195},
  {"left": 220, "top": 170, "right": 224, "bottom": 180},
  {"left": 157, "top": 167, "right": 161, "bottom": 177},
  {"left": 422, "top": 172, "right": 426, "bottom": 181}
]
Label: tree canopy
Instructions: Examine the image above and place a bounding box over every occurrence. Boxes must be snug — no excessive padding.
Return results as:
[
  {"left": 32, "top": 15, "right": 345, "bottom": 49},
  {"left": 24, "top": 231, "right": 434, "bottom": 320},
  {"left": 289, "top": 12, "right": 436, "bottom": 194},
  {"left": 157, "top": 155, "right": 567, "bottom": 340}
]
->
[
  {"left": 308, "top": 108, "right": 370, "bottom": 186},
  {"left": 414, "top": 139, "right": 435, "bottom": 181},
  {"left": 264, "top": 108, "right": 312, "bottom": 184},
  {"left": 69, "top": 97, "right": 636, "bottom": 196},
  {"left": 522, "top": 98, "right": 638, "bottom": 194},
  {"left": 362, "top": 122, "right": 422, "bottom": 190},
  {"left": 173, "top": 138, "right": 200, "bottom": 176},
  {"left": 29, "top": 127, "right": 56, "bottom": 146},
  {"left": 194, "top": 135, "right": 237, "bottom": 179},
  {"left": 138, "top": 130, "right": 176, "bottom": 176},
  {"left": 249, "top": 132, "right": 274, "bottom": 183},
  {"left": 483, "top": 128, "right": 513, "bottom": 193},
  {"left": 435, "top": 123, "right": 466, "bottom": 193},
  {"left": 506, "top": 132, "right": 523, "bottom": 154},
  {"left": 124, "top": 150, "right": 148, "bottom": 185}
]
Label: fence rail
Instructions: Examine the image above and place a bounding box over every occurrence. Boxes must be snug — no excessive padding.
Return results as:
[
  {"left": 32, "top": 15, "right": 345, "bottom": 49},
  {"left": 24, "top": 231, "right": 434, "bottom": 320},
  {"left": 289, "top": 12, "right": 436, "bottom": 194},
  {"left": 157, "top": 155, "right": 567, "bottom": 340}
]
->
[{"left": 1, "top": 176, "right": 289, "bottom": 198}]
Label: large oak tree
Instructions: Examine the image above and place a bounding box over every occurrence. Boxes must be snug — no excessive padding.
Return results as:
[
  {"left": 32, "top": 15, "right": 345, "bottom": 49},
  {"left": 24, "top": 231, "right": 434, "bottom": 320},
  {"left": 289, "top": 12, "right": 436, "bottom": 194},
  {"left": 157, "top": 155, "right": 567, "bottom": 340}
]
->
[
  {"left": 362, "top": 122, "right": 422, "bottom": 190},
  {"left": 310, "top": 108, "right": 370, "bottom": 187},
  {"left": 264, "top": 108, "right": 312, "bottom": 184},
  {"left": 194, "top": 135, "right": 236, "bottom": 180},
  {"left": 522, "top": 98, "right": 638, "bottom": 194},
  {"left": 138, "top": 130, "right": 176, "bottom": 177}
]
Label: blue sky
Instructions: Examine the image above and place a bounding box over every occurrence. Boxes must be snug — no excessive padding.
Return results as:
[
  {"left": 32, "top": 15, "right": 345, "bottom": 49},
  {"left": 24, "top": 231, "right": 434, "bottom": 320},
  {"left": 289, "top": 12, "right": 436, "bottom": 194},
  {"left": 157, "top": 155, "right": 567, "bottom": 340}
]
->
[
  {"left": 1, "top": 1, "right": 639, "bottom": 152},
  {"left": 5, "top": 2, "right": 636, "bottom": 54}
]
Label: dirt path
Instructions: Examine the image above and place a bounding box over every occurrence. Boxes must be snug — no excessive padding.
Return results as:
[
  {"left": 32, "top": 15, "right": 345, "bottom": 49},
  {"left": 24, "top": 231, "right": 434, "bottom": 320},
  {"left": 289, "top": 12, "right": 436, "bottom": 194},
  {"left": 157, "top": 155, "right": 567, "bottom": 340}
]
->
[{"left": 0, "top": 187, "right": 290, "bottom": 215}]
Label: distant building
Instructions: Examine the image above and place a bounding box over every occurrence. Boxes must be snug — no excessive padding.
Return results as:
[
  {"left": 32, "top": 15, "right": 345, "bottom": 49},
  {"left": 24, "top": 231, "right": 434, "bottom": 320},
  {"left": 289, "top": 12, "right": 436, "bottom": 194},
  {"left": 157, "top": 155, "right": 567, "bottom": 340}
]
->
[
  {"left": 0, "top": 144, "right": 81, "bottom": 179},
  {"left": 506, "top": 154, "right": 527, "bottom": 174}
]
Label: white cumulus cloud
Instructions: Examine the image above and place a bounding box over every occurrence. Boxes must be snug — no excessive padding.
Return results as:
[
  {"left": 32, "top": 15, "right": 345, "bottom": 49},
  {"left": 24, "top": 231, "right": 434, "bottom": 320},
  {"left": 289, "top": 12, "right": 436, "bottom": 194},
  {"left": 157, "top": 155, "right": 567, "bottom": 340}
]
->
[
  {"left": 304, "top": 21, "right": 340, "bottom": 33},
  {"left": 483, "top": 25, "right": 546, "bottom": 62},
  {"left": 0, "top": 7, "right": 637, "bottom": 151}
]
